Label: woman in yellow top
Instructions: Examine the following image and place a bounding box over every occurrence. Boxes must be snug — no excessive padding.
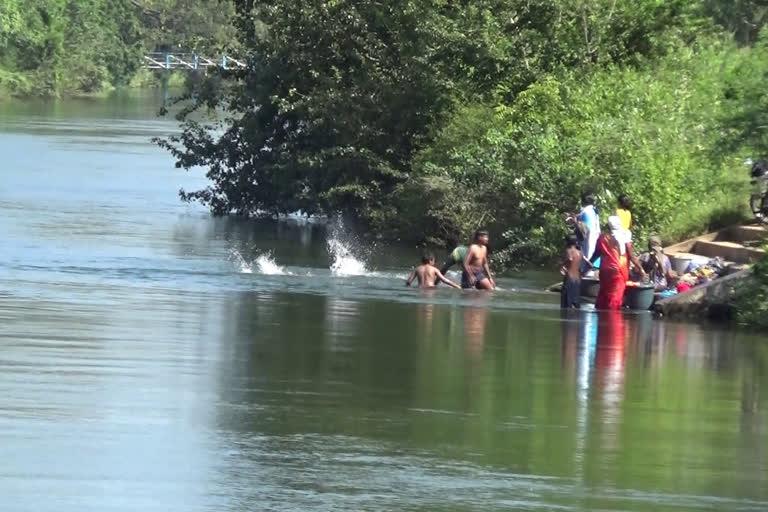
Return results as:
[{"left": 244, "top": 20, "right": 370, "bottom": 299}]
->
[{"left": 616, "top": 194, "right": 632, "bottom": 231}]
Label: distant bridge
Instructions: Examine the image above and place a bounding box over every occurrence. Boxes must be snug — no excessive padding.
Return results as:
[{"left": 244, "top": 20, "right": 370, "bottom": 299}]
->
[{"left": 143, "top": 52, "right": 246, "bottom": 71}]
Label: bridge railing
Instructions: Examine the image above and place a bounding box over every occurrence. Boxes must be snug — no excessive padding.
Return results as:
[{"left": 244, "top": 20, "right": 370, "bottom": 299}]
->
[{"left": 143, "top": 52, "right": 246, "bottom": 71}]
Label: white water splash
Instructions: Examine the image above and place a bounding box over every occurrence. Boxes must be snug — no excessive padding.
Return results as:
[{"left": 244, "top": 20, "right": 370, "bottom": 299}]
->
[
  {"left": 231, "top": 248, "right": 289, "bottom": 275},
  {"left": 327, "top": 221, "right": 369, "bottom": 276},
  {"left": 328, "top": 238, "right": 368, "bottom": 276},
  {"left": 256, "top": 253, "right": 288, "bottom": 275},
  {"left": 230, "top": 248, "right": 253, "bottom": 274}
]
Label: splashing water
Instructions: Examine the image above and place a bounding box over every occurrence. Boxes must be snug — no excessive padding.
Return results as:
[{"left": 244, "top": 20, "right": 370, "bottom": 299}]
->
[
  {"left": 256, "top": 253, "right": 288, "bottom": 275},
  {"left": 231, "top": 248, "right": 289, "bottom": 275},
  {"left": 230, "top": 248, "right": 253, "bottom": 274},
  {"left": 328, "top": 238, "right": 368, "bottom": 276},
  {"left": 327, "top": 221, "right": 369, "bottom": 276}
]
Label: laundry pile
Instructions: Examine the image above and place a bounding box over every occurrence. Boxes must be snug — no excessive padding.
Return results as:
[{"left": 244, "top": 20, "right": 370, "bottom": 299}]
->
[{"left": 673, "top": 257, "right": 728, "bottom": 293}]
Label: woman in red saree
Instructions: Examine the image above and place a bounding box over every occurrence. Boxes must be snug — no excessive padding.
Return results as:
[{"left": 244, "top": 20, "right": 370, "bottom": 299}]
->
[{"left": 590, "top": 216, "right": 646, "bottom": 310}]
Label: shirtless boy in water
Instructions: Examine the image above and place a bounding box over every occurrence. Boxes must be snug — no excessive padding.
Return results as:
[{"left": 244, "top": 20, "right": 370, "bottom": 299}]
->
[
  {"left": 462, "top": 230, "right": 495, "bottom": 290},
  {"left": 406, "top": 252, "right": 461, "bottom": 289},
  {"left": 560, "top": 234, "right": 584, "bottom": 308}
]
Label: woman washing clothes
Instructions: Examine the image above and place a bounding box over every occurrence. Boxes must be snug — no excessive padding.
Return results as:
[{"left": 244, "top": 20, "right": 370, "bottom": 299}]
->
[{"left": 589, "top": 216, "right": 647, "bottom": 310}]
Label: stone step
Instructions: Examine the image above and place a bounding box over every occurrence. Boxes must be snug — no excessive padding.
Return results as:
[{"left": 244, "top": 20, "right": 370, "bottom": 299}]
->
[
  {"left": 665, "top": 251, "right": 733, "bottom": 265},
  {"left": 690, "top": 240, "right": 765, "bottom": 264},
  {"left": 719, "top": 225, "right": 768, "bottom": 244}
]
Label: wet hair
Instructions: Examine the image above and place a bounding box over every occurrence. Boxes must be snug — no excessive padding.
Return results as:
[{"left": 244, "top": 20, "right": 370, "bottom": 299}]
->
[
  {"left": 421, "top": 251, "right": 435, "bottom": 264},
  {"left": 618, "top": 194, "right": 632, "bottom": 209},
  {"left": 474, "top": 229, "right": 489, "bottom": 240},
  {"left": 582, "top": 193, "right": 596, "bottom": 206},
  {"left": 565, "top": 234, "right": 579, "bottom": 247}
]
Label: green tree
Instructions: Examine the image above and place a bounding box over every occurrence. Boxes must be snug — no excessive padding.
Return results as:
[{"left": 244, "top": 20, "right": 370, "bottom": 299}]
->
[
  {"left": 162, "top": 1, "right": 462, "bottom": 223},
  {"left": 0, "top": 0, "right": 236, "bottom": 96},
  {"left": 0, "top": 0, "right": 144, "bottom": 95},
  {"left": 162, "top": 0, "right": 712, "bottom": 236},
  {"left": 718, "top": 30, "right": 768, "bottom": 157},
  {"left": 141, "top": 0, "right": 238, "bottom": 53},
  {"left": 402, "top": 36, "right": 752, "bottom": 262},
  {"left": 704, "top": 0, "right": 768, "bottom": 45}
]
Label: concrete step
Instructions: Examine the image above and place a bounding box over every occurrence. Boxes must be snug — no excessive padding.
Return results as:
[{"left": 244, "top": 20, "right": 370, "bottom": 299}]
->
[
  {"left": 666, "top": 251, "right": 734, "bottom": 265},
  {"left": 665, "top": 232, "right": 717, "bottom": 255},
  {"left": 691, "top": 240, "right": 765, "bottom": 264},
  {"left": 718, "top": 225, "right": 768, "bottom": 245}
]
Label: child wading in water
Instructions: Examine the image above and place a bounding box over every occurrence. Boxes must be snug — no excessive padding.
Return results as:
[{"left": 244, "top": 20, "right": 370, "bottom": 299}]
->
[
  {"left": 406, "top": 252, "right": 461, "bottom": 289},
  {"left": 561, "top": 235, "right": 584, "bottom": 308},
  {"left": 462, "top": 230, "right": 495, "bottom": 290}
]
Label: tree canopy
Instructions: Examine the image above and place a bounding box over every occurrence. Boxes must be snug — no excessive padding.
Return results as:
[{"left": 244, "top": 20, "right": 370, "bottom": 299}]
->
[
  {"left": 6, "top": 0, "right": 768, "bottom": 266},
  {"left": 0, "top": 0, "right": 237, "bottom": 96},
  {"left": 161, "top": 1, "right": 768, "bottom": 264}
]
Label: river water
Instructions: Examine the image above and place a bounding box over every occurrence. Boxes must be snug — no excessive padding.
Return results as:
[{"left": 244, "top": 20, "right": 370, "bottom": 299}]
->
[{"left": 1, "top": 91, "right": 767, "bottom": 511}]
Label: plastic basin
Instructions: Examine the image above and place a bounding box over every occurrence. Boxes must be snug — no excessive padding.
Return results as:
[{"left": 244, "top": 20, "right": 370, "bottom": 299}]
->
[
  {"left": 624, "top": 284, "right": 656, "bottom": 310},
  {"left": 670, "top": 255, "right": 692, "bottom": 275}
]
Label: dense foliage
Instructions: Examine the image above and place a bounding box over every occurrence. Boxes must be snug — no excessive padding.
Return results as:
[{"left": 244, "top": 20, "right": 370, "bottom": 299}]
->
[
  {"left": 162, "top": 0, "right": 768, "bottom": 268},
  {"left": 7, "top": 0, "right": 768, "bottom": 274},
  {"left": 0, "top": 0, "right": 237, "bottom": 96},
  {"left": 414, "top": 38, "right": 756, "bottom": 264}
]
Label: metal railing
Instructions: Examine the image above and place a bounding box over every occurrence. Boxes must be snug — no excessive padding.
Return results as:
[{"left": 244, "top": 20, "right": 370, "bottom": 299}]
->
[{"left": 143, "top": 52, "right": 246, "bottom": 71}]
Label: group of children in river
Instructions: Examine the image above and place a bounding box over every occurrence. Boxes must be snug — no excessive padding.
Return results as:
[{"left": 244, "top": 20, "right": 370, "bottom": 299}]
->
[{"left": 406, "top": 230, "right": 496, "bottom": 290}]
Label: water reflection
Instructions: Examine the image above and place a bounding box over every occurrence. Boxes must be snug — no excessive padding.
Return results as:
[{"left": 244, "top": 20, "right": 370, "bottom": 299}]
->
[
  {"left": 463, "top": 306, "right": 488, "bottom": 360},
  {"left": 325, "top": 297, "right": 362, "bottom": 351},
  {"left": 205, "top": 295, "right": 768, "bottom": 510},
  {"left": 415, "top": 300, "right": 435, "bottom": 338}
]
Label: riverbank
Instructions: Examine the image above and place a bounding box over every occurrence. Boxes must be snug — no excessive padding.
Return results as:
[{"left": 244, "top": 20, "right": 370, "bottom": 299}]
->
[
  {"left": 654, "top": 259, "right": 768, "bottom": 330},
  {"left": 0, "top": 70, "right": 189, "bottom": 101},
  {"left": 646, "top": 223, "right": 768, "bottom": 328}
]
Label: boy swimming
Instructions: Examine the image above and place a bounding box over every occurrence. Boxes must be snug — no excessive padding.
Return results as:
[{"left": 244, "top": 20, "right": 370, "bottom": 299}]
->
[
  {"left": 462, "top": 230, "right": 495, "bottom": 290},
  {"left": 406, "top": 252, "right": 461, "bottom": 289}
]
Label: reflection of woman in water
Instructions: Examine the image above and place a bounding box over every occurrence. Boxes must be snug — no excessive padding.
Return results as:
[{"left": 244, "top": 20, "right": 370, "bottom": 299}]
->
[
  {"left": 594, "top": 310, "right": 626, "bottom": 454},
  {"left": 595, "top": 311, "right": 626, "bottom": 371}
]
